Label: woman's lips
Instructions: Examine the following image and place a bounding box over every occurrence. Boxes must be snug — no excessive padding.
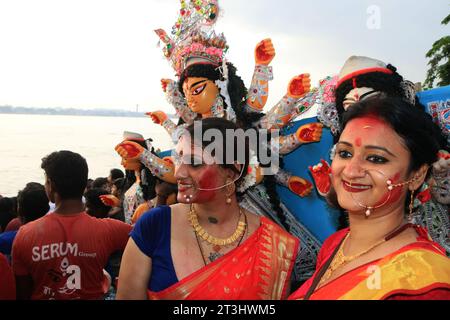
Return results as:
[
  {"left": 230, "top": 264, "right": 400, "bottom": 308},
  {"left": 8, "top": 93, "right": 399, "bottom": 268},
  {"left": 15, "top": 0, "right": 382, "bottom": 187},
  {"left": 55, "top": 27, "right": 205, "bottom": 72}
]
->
[
  {"left": 342, "top": 180, "right": 372, "bottom": 193},
  {"left": 177, "top": 183, "right": 193, "bottom": 192}
]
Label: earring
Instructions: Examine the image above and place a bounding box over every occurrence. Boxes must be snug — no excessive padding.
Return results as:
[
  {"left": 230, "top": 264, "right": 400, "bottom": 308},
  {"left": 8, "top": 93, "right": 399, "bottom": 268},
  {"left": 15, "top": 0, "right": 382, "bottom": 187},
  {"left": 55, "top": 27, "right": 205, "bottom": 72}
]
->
[
  {"left": 387, "top": 175, "right": 418, "bottom": 191},
  {"left": 408, "top": 189, "right": 415, "bottom": 223},
  {"left": 387, "top": 180, "right": 394, "bottom": 191},
  {"left": 211, "top": 94, "right": 225, "bottom": 118},
  {"left": 225, "top": 179, "right": 233, "bottom": 205}
]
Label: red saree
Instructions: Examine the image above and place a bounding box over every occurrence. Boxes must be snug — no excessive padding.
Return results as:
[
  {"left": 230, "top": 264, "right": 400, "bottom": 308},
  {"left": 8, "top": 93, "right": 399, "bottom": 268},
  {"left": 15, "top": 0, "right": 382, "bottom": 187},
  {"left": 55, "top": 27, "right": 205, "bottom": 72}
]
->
[
  {"left": 148, "top": 217, "right": 299, "bottom": 300},
  {"left": 289, "top": 226, "right": 450, "bottom": 300}
]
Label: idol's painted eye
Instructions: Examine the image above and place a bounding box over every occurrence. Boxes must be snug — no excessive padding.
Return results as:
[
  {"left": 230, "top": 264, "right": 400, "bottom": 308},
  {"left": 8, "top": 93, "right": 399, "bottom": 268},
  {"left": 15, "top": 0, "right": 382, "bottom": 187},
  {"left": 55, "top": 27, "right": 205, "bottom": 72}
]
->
[{"left": 192, "top": 83, "right": 207, "bottom": 95}]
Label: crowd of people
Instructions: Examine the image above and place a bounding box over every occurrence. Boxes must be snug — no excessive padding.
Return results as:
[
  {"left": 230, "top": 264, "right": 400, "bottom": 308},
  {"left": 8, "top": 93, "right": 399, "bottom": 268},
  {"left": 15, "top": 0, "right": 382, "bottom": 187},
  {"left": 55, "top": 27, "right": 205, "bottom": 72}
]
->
[
  {"left": 0, "top": 0, "right": 449, "bottom": 301},
  {"left": 1, "top": 93, "right": 448, "bottom": 300}
]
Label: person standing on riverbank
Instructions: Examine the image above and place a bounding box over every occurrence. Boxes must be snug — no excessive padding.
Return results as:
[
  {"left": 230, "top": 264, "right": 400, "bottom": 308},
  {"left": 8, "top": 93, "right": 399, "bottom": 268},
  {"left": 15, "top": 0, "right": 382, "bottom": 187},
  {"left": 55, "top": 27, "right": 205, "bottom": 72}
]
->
[{"left": 12, "top": 150, "right": 132, "bottom": 300}]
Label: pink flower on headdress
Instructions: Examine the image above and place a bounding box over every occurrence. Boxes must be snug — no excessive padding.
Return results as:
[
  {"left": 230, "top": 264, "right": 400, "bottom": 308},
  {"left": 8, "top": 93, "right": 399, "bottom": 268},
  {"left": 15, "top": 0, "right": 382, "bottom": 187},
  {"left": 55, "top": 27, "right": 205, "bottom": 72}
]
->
[
  {"left": 204, "top": 46, "right": 223, "bottom": 58},
  {"left": 321, "top": 76, "right": 338, "bottom": 104}
]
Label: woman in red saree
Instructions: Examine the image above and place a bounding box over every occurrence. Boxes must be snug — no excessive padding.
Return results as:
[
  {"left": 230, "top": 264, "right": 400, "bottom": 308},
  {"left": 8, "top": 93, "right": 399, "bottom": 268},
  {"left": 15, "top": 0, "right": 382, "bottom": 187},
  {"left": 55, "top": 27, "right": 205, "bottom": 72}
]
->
[
  {"left": 117, "top": 118, "right": 299, "bottom": 300},
  {"left": 290, "top": 97, "right": 450, "bottom": 300}
]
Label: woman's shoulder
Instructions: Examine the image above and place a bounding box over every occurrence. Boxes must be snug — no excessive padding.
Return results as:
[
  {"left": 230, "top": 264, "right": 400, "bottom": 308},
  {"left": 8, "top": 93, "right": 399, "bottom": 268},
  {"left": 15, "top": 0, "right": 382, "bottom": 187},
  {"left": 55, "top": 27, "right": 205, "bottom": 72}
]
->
[
  {"left": 258, "top": 216, "right": 298, "bottom": 243},
  {"left": 322, "top": 228, "right": 349, "bottom": 249},
  {"left": 138, "top": 205, "right": 171, "bottom": 223}
]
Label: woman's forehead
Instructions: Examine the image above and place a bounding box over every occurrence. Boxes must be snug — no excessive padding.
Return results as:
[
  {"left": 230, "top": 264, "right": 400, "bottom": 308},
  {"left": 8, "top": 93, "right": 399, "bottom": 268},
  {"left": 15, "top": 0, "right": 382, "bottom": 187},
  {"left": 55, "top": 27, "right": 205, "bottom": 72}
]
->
[
  {"left": 176, "top": 135, "right": 218, "bottom": 163},
  {"left": 176, "top": 135, "right": 200, "bottom": 152},
  {"left": 340, "top": 116, "right": 409, "bottom": 151}
]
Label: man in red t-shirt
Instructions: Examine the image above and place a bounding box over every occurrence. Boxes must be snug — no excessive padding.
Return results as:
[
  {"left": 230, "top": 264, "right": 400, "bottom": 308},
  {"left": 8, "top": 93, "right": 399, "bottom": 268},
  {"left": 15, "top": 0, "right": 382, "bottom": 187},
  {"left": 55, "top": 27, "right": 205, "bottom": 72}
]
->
[
  {"left": 0, "top": 253, "right": 15, "bottom": 299},
  {"left": 12, "top": 151, "right": 132, "bottom": 300}
]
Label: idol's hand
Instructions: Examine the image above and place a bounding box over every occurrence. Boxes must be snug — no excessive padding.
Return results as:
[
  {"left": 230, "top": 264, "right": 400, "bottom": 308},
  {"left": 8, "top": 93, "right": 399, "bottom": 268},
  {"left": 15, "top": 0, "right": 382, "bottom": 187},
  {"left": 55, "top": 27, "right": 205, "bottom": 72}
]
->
[
  {"left": 99, "top": 195, "right": 121, "bottom": 208},
  {"left": 146, "top": 111, "right": 168, "bottom": 125},
  {"left": 433, "top": 150, "right": 450, "bottom": 175},
  {"left": 287, "top": 74, "right": 311, "bottom": 99},
  {"left": 309, "top": 159, "right": 332, "bottom": 197},
  {"left": 255, "top": 38, "right": 275, "bottom": 65},
  {"left": 161, "top": 78, "right": 175, "bottom": 93},
  {"left": 115, "top": 141, "right": 144, "bottom": 160},
  {"left": 288, "top": 176, "right": 313, "bottom": 197},
  {"left": 296, "top": 123, "right": 323, "bottom": 144}
]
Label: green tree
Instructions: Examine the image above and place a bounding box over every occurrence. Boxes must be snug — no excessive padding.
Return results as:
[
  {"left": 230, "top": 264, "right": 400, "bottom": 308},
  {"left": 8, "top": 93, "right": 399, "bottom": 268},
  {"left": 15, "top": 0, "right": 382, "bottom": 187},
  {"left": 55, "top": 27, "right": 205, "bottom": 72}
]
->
[{"left": 424, "top": 13, "right": 450, "bottom": 89}]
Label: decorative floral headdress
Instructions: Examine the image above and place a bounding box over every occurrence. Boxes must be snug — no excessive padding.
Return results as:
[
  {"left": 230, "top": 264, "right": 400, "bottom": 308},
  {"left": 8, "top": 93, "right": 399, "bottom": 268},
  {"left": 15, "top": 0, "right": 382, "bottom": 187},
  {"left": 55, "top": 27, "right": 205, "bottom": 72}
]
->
[
  {"left": 316, "top": 75, "right": 340, "bottom": 135},
  {"left": 155, "top": 0, "right": 228, "bottom": 76}
]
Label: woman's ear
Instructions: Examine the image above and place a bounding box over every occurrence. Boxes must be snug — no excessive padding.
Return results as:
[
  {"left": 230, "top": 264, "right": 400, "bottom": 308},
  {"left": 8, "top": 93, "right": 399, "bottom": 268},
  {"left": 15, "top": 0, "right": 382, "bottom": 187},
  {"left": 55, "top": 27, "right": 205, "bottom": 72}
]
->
[
  {"left": 224, "top": 163, "right": 242, "bottom": 181},
  {"left": 409, "top": 164, "right": 429, "bottom": 191}
]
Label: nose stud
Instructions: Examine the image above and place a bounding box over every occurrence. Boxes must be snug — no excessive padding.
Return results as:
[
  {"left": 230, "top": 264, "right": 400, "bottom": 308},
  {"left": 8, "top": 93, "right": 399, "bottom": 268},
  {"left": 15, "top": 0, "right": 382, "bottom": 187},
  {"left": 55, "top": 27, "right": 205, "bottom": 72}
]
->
[
  {"left": 387, "top": 180, "right": 393, "bottom": 190},
  {"left": 184, "top": 194, "right": 193, "bottom": 202}
]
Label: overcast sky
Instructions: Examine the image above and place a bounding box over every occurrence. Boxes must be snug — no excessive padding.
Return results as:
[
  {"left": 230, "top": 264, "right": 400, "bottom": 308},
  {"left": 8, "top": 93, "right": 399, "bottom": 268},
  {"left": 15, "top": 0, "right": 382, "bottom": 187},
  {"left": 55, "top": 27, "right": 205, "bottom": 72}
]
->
[{"left": 0, "top": 0, "right": 448, "bottom": 112}]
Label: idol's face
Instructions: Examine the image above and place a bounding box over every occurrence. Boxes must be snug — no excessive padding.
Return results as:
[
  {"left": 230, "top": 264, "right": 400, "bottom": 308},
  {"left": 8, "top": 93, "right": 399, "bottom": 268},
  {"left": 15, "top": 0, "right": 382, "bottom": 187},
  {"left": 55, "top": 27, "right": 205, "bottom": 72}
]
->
[
  {"left": 174, "top": 135, "right": 227, "bottom": 204},
  {"left": 342, "top": 87, "right": 380, "bottom": 111},
  {"left": 182, "top": 77, "right": 219, "bottom": 115},
  {"left": 120, "top": 157, "right": 141, "bottom": 171},
  {"left": 331, "top": 116, "right": 412, "bottom": 215}
]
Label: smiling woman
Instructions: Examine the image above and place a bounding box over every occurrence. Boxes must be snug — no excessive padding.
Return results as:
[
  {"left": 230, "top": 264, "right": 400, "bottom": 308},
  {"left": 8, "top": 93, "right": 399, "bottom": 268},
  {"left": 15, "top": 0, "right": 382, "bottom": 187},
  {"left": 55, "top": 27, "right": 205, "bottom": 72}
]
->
[
  {"left": 116, "top": 117, "right": 300, "bottom": 300},
  {"left": 289, "top": 97, "right": 450, "bottom": 300}
]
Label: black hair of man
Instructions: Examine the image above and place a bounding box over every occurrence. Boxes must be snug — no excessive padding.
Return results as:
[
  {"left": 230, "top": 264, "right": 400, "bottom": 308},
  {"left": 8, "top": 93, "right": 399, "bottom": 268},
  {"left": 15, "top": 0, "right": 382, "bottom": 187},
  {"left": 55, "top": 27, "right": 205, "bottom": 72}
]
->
[
  {"left": 84, "top": 188, "right": 111, "bottom": 219},
  {"left": 0, "top": 197, "right": 16, "bottom": 232},
  {"left": 17, "top": 183, "right": 49, "bottom": 224},
  {"left": 109, "top": 168, "right": 124, "bottom": 181},
  {"left": 92, "top": 177, "right": 108, "bottom": 190},
  {"left": 41, "top": 150, "right": 88, "bottom": 200}
]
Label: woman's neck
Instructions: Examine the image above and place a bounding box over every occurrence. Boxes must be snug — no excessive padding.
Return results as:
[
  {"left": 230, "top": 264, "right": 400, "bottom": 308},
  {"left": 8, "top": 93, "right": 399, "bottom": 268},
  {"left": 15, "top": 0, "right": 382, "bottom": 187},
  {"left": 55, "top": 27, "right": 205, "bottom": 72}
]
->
[
  {"left": 193, "top": 196, "right": 240, "bottom": 226},
  {"left": 134, "top": 170, "right": 141, "bottom": 184},
  {"left": 346, "top": 206, "right": 406, "bottom": 255}
]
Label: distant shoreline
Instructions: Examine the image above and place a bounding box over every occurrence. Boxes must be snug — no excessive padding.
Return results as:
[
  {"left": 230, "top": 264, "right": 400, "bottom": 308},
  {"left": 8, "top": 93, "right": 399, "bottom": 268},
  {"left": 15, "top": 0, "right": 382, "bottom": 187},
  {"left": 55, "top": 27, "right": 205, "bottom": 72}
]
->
[{"left": 0, "top": 106, "right": 177, "bottom": 119}]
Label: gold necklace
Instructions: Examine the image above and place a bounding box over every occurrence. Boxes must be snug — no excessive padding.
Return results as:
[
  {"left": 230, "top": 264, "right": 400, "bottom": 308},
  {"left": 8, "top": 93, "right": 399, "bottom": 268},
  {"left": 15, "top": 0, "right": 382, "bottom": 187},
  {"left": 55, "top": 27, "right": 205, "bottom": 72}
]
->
[
  {"left": 195, "top": 212, "right": 248, "bottom": 266},
  {"left": 318, "top": 223, "right": 413, "bottom": 287},
  {"left": 188, "top": 204, "right": 246, "bottom": 246},
  {"left": 320, "top": 233, "right": 385, "bottom": 286}
]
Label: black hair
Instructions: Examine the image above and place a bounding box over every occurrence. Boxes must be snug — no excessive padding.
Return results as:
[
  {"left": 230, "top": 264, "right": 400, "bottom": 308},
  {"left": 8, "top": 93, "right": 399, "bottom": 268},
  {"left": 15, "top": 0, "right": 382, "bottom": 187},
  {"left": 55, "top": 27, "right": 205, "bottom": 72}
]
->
[
  {"left": 123, "top": 170, "right": 136, "bottom": 194},
  {"left": 327, "top": 97, "right": 444, "bottom": 217},
  {"left": 184, "top": 117, "right": 250, "bottom": 186},
  {"left": 17, "top": 183, "right": 49, "bottom": 224},
  {"left": 84, "top": 188, "right": 111, "bottom": 218},
  {"left": 342, "top": 97, "right": 442, "bottom": 173},
  {"left": 109, "top": 168, "right": 124, "bottom": 181},
  {"left": 92, "top": 177, "right": 109, "bottom": 190},
  {"left": 122, "top": 139, "right": 158, "bottom": 202},
  {"left": 178, "top": 62, "right": 264, "bottom": 129},
  {"left": 183, "top": 117, "right": 287, "bottom": 226},
  {"left": 335, "top": 64, "right": 404, "bottom": 118},
  {"left": 0, "top": 197, "right": 16, "bottom": 232},
  {"left": 41, "top": 150, "right": 88, "bottom": 200},
  {"left": 178, "top": 63, "right": 283, "bottom": 226},
  {"left": 112, "top": 178, "right": 127, "bottom": 197},
  {"left": 85, "top": 179, "right": 94, "bottom": 192}
]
